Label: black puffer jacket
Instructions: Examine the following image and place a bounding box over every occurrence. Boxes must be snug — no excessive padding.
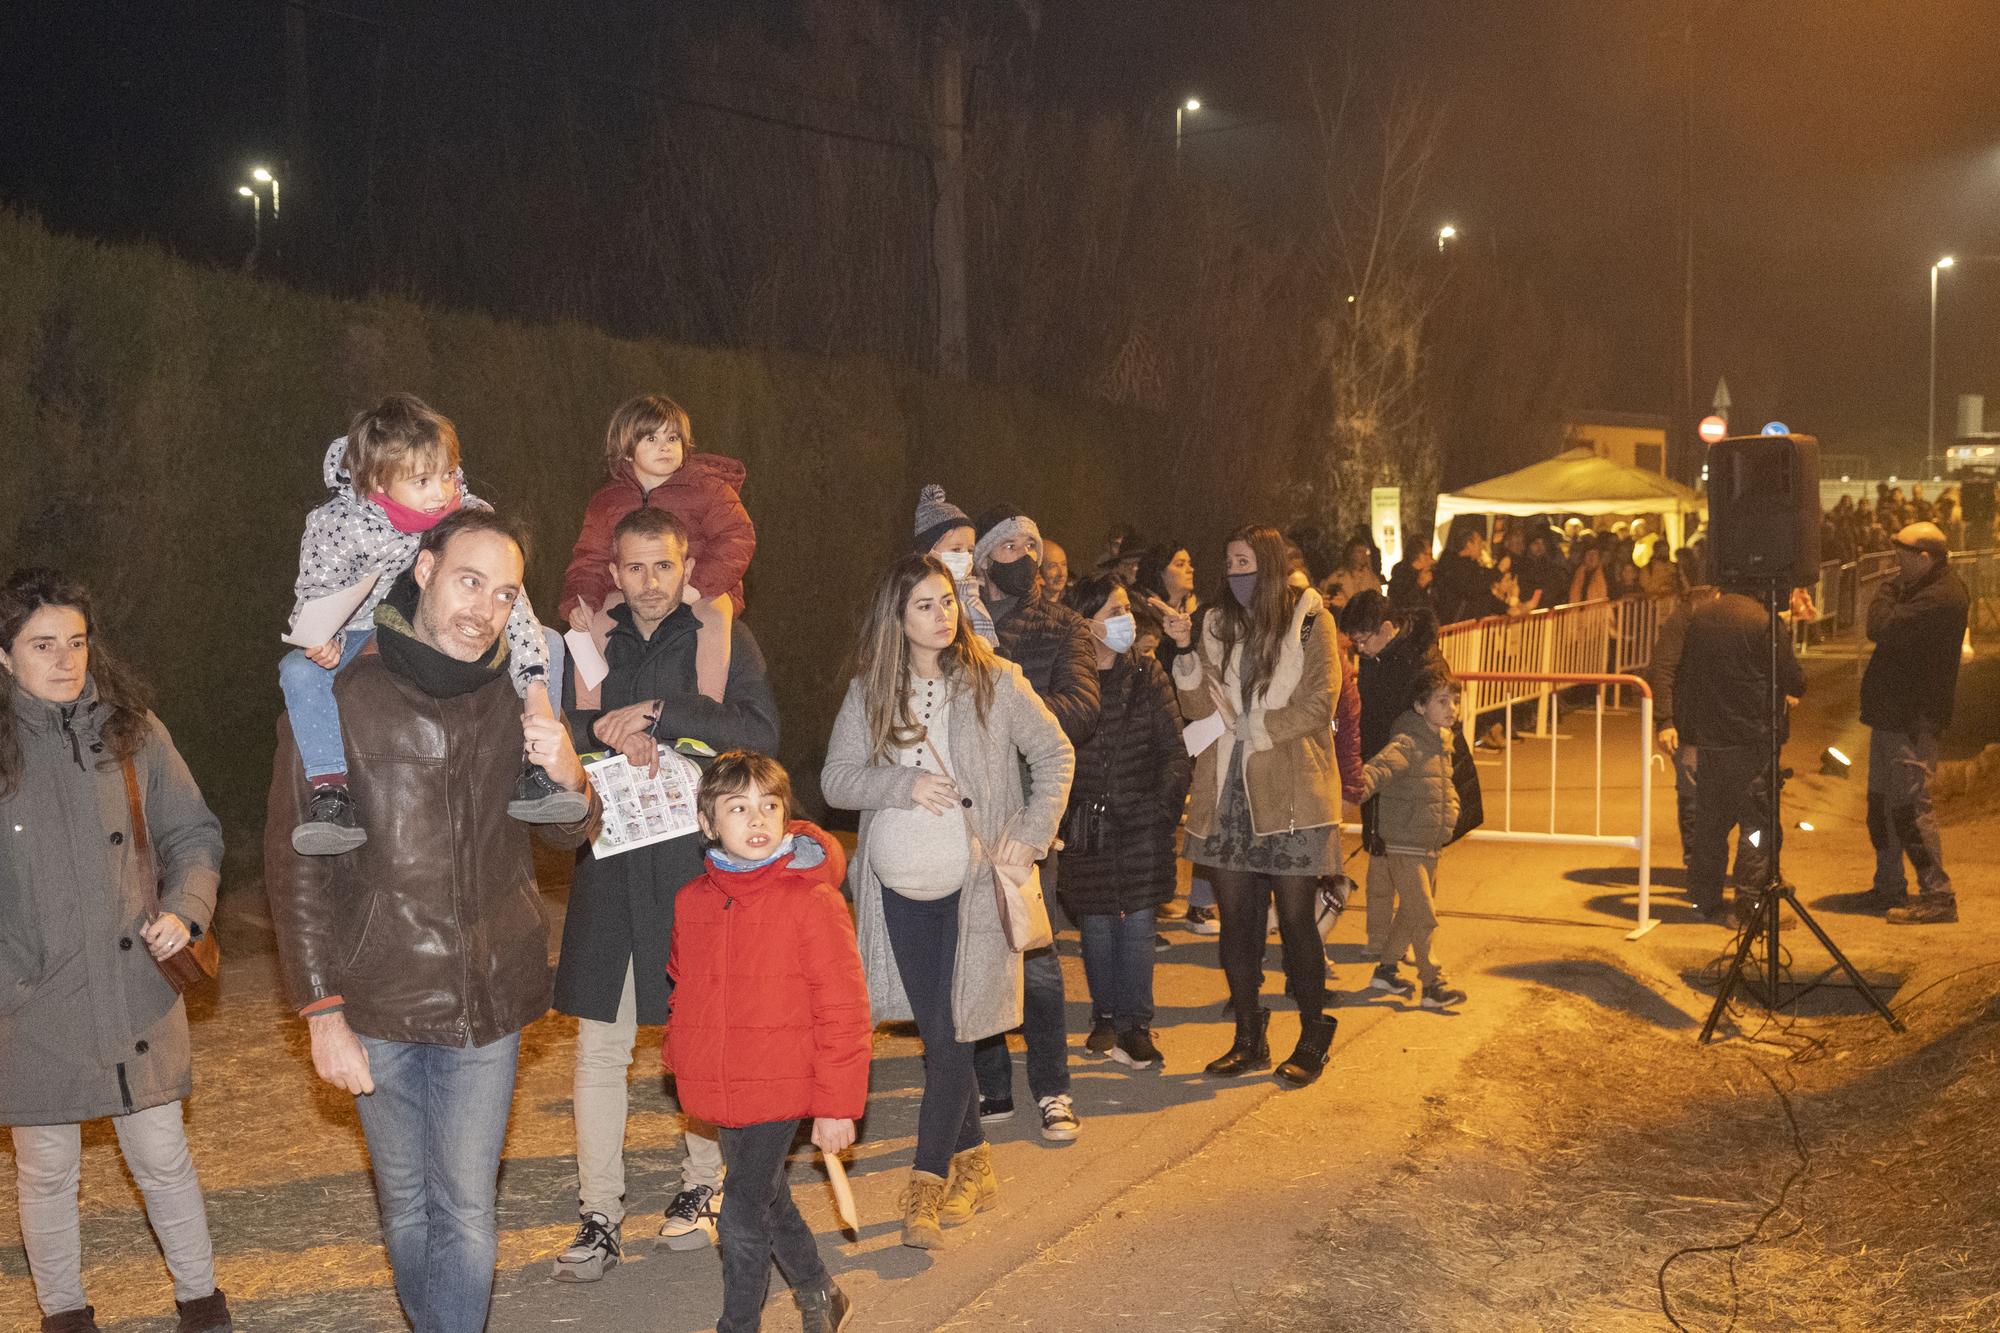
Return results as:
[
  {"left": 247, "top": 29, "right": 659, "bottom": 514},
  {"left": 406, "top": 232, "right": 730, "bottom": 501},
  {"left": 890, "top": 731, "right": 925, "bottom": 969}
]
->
[
  {"left": 1861, "top": 565, "right": 1969, "bottom": 734},
  {"left": 994, "top": 589, "right": 1101, "bottom": 745},
  {"left": 1057, "top": 653, "right": 1192, "bottom": 916}
]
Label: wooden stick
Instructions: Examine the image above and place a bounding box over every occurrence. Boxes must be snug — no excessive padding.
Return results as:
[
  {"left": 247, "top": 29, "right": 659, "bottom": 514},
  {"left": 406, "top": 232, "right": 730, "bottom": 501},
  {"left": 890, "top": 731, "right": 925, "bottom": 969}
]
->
[{"left": 823, "top": 1149, "right": 858, "bottom": 1232}]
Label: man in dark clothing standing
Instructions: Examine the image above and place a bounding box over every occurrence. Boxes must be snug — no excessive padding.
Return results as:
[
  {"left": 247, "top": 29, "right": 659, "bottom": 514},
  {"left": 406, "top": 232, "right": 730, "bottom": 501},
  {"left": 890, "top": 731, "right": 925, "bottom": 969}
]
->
[
  {"left": 971, "top": 504, "right": 1100, "bottom": 1143},
  {"left": 1862, "top": 522, "right": 1970, "bottom": 924},
  {"left": 548, "top": 508, "right": 781, "bottom": 1281},
  {"left": 266, "top": 510, "right": 598, "bottom": 1333},
  {"left": 1431, "top": 521, "right": 1510, "bottom": 625},
  {"left": 1673, "top": 585, "right": 1806, "bottom": 923},
  {"left": 1645, "top": 583, "right": 1722, "bottom": 869}
]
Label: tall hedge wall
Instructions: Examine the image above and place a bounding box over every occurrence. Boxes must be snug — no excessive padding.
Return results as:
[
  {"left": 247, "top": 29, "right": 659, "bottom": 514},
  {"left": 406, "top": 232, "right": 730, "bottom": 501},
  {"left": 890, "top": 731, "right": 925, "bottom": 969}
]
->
[{"left": 0, "top": 212, "right": 1191, "bottom": 856}]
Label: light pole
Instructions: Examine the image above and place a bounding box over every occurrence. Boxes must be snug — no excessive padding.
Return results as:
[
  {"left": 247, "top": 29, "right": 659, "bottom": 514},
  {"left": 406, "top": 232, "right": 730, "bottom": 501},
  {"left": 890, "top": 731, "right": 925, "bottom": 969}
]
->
[
  {"left": 1929, "top": 254, "right": 1954, "bottom": 480},
  {"left": 1175, "top": 98, "right": 1200, "bottom": 169},
  {"left": 252, "top": 165, "right": 280, "bottom": 217},
  {"left": 238, "top": 185, "right": 261, "bottom": 252},
  {"left": 1437, "top": 223, "right": 1458, "bottom": 253}
]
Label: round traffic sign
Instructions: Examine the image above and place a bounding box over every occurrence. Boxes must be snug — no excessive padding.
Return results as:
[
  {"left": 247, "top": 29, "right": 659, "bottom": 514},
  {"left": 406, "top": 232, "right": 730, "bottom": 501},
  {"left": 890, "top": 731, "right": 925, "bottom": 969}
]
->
[
  {"left": 1698, "top": 414, "right": 1728, "bottom": 443},
  {"left": 1761, "top": 421, "right": 1790, "bottom": 436}
]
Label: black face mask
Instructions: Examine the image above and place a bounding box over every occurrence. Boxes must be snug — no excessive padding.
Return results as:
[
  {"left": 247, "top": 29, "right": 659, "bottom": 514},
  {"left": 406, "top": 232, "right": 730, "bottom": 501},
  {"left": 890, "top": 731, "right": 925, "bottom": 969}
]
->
[{"left": 989, "top": 554, "right": 1039, "bottom": 599}]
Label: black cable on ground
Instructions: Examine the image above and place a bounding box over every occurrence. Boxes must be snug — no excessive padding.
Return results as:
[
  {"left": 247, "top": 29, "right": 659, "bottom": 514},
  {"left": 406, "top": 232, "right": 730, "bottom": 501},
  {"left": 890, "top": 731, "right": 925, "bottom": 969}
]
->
[{"left": 1656, "top": 1058, "right": 1811, "bottom": 1333}]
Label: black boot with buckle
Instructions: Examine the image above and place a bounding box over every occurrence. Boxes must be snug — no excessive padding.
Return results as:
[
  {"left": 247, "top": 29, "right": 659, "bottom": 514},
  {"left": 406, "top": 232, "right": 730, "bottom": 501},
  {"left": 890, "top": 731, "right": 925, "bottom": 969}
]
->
[
  {"left": 1204, "top": 1006, "right": 1271, "bottom": 1077},
  {"left": 1275, "top": 1014, "right": 1338, "bottom": 1088}
]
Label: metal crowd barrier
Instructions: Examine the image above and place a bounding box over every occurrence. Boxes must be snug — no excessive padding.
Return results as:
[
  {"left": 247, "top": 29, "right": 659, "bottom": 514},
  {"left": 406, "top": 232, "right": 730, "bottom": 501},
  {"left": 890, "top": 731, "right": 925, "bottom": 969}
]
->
[{"left": 1436, "top": 595, "right": 1662, "bottom": 735}]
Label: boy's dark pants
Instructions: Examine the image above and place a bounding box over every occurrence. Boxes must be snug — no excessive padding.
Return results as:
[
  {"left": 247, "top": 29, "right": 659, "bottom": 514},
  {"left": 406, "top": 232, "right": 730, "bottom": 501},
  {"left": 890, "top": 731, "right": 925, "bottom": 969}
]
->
[{"left": 716, "top": 1119, "right": 829, "bottom": 1333}]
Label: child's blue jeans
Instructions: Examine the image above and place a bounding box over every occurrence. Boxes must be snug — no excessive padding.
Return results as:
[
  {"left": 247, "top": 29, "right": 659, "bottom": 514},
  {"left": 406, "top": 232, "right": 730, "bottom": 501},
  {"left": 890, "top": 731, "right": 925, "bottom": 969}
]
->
[
  {"left": 280, "top": 627, "right": 566, "bottom": 781},
  {"left": 279, "top": 631, "right": 374, "bottom": 781}
]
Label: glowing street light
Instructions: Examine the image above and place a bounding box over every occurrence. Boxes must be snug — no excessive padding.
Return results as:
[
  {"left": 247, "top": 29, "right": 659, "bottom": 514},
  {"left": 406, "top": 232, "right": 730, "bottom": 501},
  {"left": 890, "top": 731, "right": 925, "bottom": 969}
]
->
[
  {"left": 1930, "top": 255, "right": 1955, "bottom": 479},
  {"left": 1175, "top": 97, "right": 1202, "bottom": 166},
  {"left": 1437, "top": 223, "right": 1458, "bottom": 253},
  {"left": 251, "top": 165, "right": 280, "bottom": 217},
  {"left": 237, "top": 185, "right": 261, "bottom": 251}
]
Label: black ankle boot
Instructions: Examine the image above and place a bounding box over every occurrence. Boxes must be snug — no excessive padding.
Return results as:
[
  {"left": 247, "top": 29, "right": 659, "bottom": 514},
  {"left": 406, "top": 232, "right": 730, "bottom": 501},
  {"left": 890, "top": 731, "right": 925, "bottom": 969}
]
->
[
  {"left": 1204, "top": 1006, "right": 1271, "bottom": 1077},
  {"left": 1275, "top": 1014, "right": 1338, "bottom": 1087}
]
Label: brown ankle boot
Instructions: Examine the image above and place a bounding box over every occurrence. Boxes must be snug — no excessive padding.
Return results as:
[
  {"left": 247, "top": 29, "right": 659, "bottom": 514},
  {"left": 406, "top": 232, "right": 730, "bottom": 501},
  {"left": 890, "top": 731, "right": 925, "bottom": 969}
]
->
[
  {"left": 41, "top": 1309, "right": 99, "bottom": 1333},
  {"left": 900, "top": 1169, "right": 948, "bottom": 1249},
  {"left": 939, "top": 1142, "right": 998, "bottom": 1226},
  {"left": 176, "top": 1289, "right": 232, "bottom": 1333}
]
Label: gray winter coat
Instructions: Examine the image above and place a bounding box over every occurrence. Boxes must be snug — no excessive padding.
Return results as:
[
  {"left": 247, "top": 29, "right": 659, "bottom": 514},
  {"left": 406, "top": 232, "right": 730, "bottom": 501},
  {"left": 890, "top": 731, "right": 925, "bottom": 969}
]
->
[
  {"left": 1357, "top": 709, "right": 1459, "bottom": 856},
  {"left": 822, "top": 663, "right": 1073, "bottom": 1043},
  {"left": 0, "top": 682, "right": 222, "bottom": 1125}
]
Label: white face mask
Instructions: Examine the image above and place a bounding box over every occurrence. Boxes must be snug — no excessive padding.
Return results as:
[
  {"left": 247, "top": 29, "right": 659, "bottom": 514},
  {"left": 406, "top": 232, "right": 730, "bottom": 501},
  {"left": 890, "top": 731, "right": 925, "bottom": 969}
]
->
[
  {"left": 936, "top": 550, "right": 974, "bottom": 581},
  {"left": 1097, "top": 612, "right": 1137, "bottom": 654}
]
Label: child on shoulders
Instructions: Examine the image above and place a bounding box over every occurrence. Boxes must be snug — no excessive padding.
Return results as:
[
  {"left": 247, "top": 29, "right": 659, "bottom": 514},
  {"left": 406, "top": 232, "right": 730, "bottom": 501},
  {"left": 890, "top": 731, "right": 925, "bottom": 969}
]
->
[
  {"left": 667, "top": 751, "right": 869, "bottom": 1333},
  {"left": 561, "top": 395, "right": 755, "bottom": 705},
  {"left": 913, "top": 484, "right": 997, "bottom": 646},
  {"left": 280, "top": 393, "right": 578, "bottom": 855}
]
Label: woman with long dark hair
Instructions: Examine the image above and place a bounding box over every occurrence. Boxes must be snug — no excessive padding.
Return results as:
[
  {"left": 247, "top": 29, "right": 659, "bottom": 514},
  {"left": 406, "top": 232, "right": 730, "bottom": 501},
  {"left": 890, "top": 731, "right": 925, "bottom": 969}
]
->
[
  {"left": 0, "top": 570, "right": 231, "bottom": 1333},
  {"left": 822, "top": 554, "right": 1073, "bottom": 1250},
  {"left": 1162, "top": 525, "right": 1342, "bottom": 1087}
]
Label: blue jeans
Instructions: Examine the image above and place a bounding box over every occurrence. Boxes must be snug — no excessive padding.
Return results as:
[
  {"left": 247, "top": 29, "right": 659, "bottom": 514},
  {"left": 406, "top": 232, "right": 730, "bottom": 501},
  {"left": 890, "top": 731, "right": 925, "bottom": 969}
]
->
[
  {"left": 1868, "top": 728, "right": 1951, "bottom": 897},
  {"left": 1078, "top": 908, "right": 1156, "bottom": 1030},
  {"left": 353, "top": 1033, "right": 521, "bottom": 1333},
  {"left": 1188, "top": 874, "right": 1214, "bottom": 910},
  {"left": 880, "top": 890, "right": 983, "bottom": 1177},
  {"left": 278, "top": 630, "right": 373, "bottom": 780},
  {"left": 716, "top": 1120, "right": 829, "bottom": 1333},
  {"left": 973, "top": 914, "right": 1071, "bottom": 1104},
  {"left": 281, "top": 627, "right": 566, "bottom": 781}
]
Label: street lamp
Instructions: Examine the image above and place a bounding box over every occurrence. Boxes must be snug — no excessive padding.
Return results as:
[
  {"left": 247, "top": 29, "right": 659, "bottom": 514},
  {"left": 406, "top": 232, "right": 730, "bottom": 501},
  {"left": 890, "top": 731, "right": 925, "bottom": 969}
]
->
[
  {"left": 1929, "top": 254, "right": 1954, "bottom": 479},
  {"left": 237, "top": 184, "right": 261, "bottom": 249},
  {"left": 1175, "top": 97, "right": 1201, "bottom": 166},
  {"left": 1437, "top": 223, "right": 1458, "bottom": 253},
  {"left": 252, "top": 165, "right": 280, "bottom": 217}
]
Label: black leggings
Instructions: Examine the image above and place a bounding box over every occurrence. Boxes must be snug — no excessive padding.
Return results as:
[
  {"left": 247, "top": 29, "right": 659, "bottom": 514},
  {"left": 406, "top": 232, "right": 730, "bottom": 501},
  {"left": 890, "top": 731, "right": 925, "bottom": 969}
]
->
[{"left": 1211, "top": 868, "right": 1325, "bottom": 1022}]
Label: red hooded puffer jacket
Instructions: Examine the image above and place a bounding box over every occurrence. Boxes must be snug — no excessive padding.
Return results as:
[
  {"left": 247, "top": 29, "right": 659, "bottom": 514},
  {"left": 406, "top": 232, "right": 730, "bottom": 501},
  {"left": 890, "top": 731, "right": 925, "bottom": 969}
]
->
[
  {"left": 664, "top": 822, "right": 871, "bottom": 1128},
  {"left": 559, "top": 454, "right": 755, "bottom": 621}
]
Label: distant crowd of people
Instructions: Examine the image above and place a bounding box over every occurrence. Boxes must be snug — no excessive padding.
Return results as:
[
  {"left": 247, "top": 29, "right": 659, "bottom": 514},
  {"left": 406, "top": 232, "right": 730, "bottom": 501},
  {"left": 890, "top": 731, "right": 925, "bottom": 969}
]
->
[{"left": 1821, "top": 480, "right": 1990, "bottom": 563}]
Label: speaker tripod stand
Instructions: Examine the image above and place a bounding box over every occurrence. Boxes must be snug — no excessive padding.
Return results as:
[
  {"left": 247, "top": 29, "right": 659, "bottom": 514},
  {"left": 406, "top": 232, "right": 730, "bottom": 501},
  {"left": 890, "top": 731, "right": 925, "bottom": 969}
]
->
[{"left": 1697, "top": 583, "right": 1904, "bottom": 1044}]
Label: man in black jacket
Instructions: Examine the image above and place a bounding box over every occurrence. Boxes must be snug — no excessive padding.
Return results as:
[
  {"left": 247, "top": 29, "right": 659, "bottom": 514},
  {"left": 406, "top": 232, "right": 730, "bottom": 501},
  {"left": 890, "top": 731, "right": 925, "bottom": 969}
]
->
[
  {"left": 548, "top": 508, "right": 780, "bottom": 1281},
  {"left": 1644, "top": 583, "right": 1721, "bottom": 869},
  {"left": 970, "top": 504, "right": 1098, "bottom": 1142},
  {"left": 1863, "top": 523, "right": 1969, "bottom": 924},
  {"left": 1673, "top": 584, "right": 1805, "bottom": 922},
  {"left": 1432, "top": 521, "right": 1510, "bottom": 625}
]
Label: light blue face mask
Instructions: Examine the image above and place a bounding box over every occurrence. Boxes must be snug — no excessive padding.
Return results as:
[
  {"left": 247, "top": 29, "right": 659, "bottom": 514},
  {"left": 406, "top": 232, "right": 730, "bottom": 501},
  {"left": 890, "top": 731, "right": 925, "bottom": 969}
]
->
[{"left": 1097, "top": 612, "right": 1137, "bottom": 653}]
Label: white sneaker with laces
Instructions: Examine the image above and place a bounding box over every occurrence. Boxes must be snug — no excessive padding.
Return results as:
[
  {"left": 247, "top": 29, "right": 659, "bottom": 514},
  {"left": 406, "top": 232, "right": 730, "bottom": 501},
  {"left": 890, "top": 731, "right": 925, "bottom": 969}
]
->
[
  {"left": 550, "top": 1211, "right": 621, "bottom": 1282},
  {"left": 658, "top": 1183, "right": 723, "bottom": 1250}
]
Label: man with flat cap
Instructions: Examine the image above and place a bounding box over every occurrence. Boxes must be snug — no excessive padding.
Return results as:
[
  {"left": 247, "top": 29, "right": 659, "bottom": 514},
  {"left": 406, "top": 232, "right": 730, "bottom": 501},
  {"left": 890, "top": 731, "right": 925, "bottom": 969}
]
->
[{"left": 1861, "top": 521, "right": 1969, "bottom": 924}]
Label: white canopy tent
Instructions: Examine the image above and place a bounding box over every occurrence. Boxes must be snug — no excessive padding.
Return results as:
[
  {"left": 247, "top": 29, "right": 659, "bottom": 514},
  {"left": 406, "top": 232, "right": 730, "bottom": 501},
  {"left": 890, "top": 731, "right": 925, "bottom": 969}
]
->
[{"left": 1432, "top": 447, "right": 1707, "bottom": 553}]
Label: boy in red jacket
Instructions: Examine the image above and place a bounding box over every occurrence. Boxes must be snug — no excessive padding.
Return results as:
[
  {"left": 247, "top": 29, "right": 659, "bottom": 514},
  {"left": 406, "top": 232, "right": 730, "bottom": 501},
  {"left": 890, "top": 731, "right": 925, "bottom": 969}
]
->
[{"left": 668, "top": 751, "right": 869, "bottom": 1333}]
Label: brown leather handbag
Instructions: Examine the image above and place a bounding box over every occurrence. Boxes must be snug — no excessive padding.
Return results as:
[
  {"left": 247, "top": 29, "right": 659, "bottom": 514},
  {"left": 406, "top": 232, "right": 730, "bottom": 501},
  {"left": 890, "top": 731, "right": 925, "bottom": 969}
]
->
[{"left": 121, "top": 758, "right": 220, "bottom": 994}]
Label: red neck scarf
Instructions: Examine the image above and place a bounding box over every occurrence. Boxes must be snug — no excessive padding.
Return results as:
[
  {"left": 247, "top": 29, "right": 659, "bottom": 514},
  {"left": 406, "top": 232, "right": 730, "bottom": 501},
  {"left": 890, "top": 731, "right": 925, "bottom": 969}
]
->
[{"left": 370, "top": 490, "right": 462, "bottom": 533}]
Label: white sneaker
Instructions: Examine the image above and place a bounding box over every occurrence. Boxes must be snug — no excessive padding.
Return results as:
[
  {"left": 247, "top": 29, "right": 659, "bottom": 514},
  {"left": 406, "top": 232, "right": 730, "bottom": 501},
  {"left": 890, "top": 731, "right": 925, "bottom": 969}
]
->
[
  {"left": 658, "top": 1184, "right": 722, "bottom": 1250},
  {"left": 550, "top": 1212, "right": 621, "bottom": 1282}
]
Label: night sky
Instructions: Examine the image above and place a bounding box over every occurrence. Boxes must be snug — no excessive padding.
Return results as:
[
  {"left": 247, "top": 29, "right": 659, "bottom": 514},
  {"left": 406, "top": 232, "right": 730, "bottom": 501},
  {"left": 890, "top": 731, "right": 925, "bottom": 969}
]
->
[{"left": 7, "top": 0, "right": 1997, "bottom": 472}]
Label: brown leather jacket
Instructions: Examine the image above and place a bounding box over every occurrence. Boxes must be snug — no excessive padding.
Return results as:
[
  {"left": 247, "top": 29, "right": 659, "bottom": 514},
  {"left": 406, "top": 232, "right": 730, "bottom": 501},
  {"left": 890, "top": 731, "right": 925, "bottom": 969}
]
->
[{"left": 263, "top": 653, "right": 595, "bottom": 1047}]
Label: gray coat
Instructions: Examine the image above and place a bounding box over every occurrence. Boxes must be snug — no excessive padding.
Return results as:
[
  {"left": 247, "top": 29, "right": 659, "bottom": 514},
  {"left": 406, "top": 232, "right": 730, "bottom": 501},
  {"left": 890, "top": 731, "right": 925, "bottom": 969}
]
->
[
  {"left": 822, "top": 664, "right": 1073, "bottom": 1043},
  {"left": 0, "top": 682, "right": 222, "bottom": 1126}
]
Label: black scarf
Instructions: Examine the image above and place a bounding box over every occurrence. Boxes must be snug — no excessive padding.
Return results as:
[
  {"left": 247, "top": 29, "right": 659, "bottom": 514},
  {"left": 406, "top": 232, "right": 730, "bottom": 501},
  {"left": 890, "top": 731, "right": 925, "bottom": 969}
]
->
[{"left": 372, "top": 569, "right": 510, "bottom": 698}]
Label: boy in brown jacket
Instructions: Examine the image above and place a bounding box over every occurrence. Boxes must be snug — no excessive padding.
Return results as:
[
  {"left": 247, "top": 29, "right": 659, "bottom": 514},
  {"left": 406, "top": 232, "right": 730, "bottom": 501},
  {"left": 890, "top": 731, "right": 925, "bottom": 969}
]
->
[{"left": 1356, "top": 659, "right": 1469, "bottom": 1010}]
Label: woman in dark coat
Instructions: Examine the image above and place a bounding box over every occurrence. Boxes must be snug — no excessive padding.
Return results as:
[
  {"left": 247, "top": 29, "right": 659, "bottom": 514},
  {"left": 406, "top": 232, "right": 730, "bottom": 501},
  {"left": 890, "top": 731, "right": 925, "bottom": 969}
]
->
[
  {"left": 1059, "top": 575, "right": 1192, "bottom": 1070},
  {"left": 0, "top": 570, "right": 230, "bottom": 1333}
]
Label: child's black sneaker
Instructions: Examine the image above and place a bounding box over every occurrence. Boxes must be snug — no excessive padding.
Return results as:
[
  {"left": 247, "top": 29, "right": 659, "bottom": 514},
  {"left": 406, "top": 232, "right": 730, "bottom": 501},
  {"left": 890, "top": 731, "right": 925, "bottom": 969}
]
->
[
  {"left": 1084, "top": 1018, "right": 1117, "bottom": 1056},
  {"left": 978, "top": 1095, "right": 1016, "bottom": 1123},
  {"left": 1109, "top": 1028, "right": 1164, "bottom": 1070},
  {"left": 1368, "top": 962, "right": 1415, "bottom": 997},
  {"left": 293, "top": 786, "right": 368, "bottom": 856},
  {"left": 1185, "top": 904, "right": 1221, "bottom": 936},
  {"left": 509, "top": 762, "right": 591, "bottom": 824},
  {"left": 1421, "top": 976, "right": 1468, "bottom": 1011}
]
